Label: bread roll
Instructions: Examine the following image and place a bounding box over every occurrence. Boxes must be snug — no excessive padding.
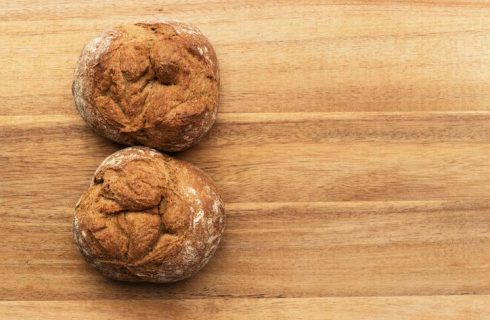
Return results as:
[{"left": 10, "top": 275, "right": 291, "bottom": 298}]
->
[
  {"left": 72, "top": 20, "right": 219, "bottom": 152},
  {"left": 73, "top": 146, "right": 225, "bottom": 282}
]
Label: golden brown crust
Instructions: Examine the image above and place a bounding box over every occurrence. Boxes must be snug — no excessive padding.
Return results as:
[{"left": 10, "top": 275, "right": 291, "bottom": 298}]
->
[
  {"left": 73, "top": 21, "right": 220, "bottom": 152},
  {"left": 73, "top": 147, "right": 225, "bottom": 282}
]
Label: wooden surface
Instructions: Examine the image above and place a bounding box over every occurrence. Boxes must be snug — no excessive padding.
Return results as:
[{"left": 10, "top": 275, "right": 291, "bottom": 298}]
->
[{"left": 2, "top": 0, "right": 490, "bottom": 318}]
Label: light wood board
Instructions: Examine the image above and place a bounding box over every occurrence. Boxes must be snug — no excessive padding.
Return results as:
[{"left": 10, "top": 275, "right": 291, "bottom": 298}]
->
[{"left": 1, "top": 1, "right": 490, "bottom": 319}]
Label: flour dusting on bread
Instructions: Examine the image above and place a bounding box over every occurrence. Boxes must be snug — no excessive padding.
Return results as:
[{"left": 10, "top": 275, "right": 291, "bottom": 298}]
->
[
  {"left": 73, "top": 147, "right": 225, "bottom": 283},
  {"left": 72, "top": 20, "right": 219, "bottom": 152}
]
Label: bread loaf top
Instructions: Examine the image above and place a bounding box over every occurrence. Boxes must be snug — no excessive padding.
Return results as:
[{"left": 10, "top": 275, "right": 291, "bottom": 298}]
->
[
  {"left": 72, "top": 21, "right": 219, "bottom": 152},
  {"left": 73, "top": 146, "right": 225, "bottom": 282}
]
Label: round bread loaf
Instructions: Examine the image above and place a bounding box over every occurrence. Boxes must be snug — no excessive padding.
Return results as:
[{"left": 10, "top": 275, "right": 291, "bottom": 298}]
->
[
  {"left": 72, "top": 20, "right": 219, "bottom": 152},
  {"left": 73, "top": 146, "right": 225, "bottom": 282}
]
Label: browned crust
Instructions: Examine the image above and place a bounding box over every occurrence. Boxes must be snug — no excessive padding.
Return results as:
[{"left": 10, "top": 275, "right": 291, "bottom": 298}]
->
[
  {"left": 73, "top": 20, "right": 220, "bottom": 152},
  {"left": 73, "top": 146, "right": 225, "bottom": 283}
]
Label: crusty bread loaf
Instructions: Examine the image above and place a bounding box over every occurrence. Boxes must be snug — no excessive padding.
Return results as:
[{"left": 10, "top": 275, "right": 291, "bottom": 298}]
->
[
  {"left": 73, "top": 146, "right": 225, "bottom": 282},
  {"left": 72, "top": 20, "right": 219, "bottom": 152}
]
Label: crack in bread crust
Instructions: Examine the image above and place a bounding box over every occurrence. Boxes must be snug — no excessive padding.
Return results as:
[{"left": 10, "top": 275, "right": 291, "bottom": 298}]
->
[
  {"left": 73, "top": 147, "right": 225, "bottom": 283},
  {"left": 73, "top": 21, "right": 220, "bottom": 152}
]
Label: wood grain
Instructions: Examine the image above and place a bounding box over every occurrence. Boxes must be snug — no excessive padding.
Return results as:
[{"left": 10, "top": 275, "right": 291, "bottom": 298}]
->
[
  {"left": 1, "top": 296, "right": 490, "bottom": 320},
  {"left": 3, "top": 200, "right": 490, "bottom": 301},
  {"left": 2, "top": 0, "right": 490, "bottom": 318},
  {"left": 2, "top": 1, "right": 490, "bottom": 114}
]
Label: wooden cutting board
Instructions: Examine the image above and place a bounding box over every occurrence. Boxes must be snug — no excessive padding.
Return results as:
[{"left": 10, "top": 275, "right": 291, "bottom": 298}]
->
[{"left": 2, "top": 1, "right": 490, "bottom": 319}]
